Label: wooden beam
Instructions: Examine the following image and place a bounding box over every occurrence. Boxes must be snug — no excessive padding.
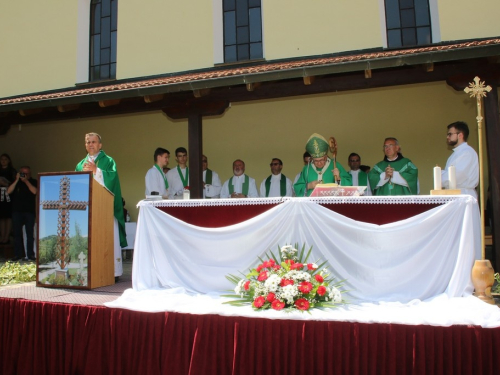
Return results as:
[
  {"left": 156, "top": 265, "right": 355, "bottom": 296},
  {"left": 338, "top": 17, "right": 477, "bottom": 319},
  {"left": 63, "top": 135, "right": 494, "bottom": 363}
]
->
[
  {"left": 364, "top": 69, "right": 372, "bottom": 79},
  {"left": 162, "top": 99, "right": 230, "bottom": 120},
  {"left": 484, "top": 83, "right": 500, "bottom": 270},
  {"left": 193, "top": 89, "right": 211, "bottom": 98},
  {"left": 188, "top": 112, "right": 203, "bottom": 199},
  {"left": 246, "top": 82, "right": 261, "bottom": 91},
  {"left": 144, "top": 94, "right": 164, "bottom": 103},
  {"left": 98, "top": 99, "right": 121, "bottom": 108},
  {"left": 19, "top": 108, "right": 42, "bottom": 116},
  {"left": 57, "top": 104, "right": 81, "bottom": 113},
  {"left": 303, "top": 76, "right": 315, "bottom": 85}
]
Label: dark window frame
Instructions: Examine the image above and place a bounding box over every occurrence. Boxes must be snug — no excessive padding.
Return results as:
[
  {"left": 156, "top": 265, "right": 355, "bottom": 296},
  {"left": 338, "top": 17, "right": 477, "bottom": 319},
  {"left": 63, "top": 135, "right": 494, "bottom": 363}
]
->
[
  {"left": 385, "top": 0, "right": 432, "bottom": 49},
  {"left": 223, "top": 0, "right": 263, "bottom": 63},
  {"left": 89, "top": 0, "right": 117, "bottom": 81}
]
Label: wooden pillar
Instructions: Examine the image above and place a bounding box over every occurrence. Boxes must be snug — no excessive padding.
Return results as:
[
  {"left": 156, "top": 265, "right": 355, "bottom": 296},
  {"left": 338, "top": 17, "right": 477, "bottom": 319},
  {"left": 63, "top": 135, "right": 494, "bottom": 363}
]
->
[
  {"left": 188, "top": 112, "right": 203, "bottom": 199},
  {"left": 162, "top": 99, "right": 230, "bottom": 200},
  {"left": 484, "top": 84, "right": 500, "bottom": 270}
]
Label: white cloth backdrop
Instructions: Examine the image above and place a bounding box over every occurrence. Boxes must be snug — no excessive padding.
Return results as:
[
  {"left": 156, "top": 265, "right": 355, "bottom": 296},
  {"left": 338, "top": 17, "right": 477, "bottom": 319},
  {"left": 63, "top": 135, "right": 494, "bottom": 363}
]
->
[{"left": 107, "top": 196, "right": 500, "bottom": 327}]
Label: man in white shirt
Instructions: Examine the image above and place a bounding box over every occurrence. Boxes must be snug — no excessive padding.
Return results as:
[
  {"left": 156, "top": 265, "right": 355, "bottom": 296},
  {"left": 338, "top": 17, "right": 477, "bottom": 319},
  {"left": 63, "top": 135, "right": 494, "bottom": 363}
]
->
[
  {"left": 260, "top": 158, "right": 293, "bottom": 197},
  {"left": 202, "top": 155, "right": 222, "bottom": 198},
  {"left": 441, "top": 121, "right": 479, "bottom": 198},
  {"left": 347, "top": 153, "right": 371, "bottom": 196},
  {"left": 220, "top": 159, "right": 259, "bottom": 198},
  {"left": 145, "top": 147, "right": 170, "bottom": 197},
  {"left": 166, "top": 147, "right": 189, "bottom": 199}
]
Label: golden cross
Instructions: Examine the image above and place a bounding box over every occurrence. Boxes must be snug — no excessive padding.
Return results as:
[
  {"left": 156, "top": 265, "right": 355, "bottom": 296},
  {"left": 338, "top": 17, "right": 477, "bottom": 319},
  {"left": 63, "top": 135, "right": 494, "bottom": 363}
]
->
[{"left": 464, "top": 76, "right": 491, "bottom": 260}]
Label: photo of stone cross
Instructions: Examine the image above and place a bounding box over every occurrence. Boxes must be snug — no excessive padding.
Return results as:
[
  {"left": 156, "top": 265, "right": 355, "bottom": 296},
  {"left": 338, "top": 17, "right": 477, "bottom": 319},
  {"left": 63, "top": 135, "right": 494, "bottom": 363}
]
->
[{"left": 40, "top": 176, "right": 89, "bottom": 270}]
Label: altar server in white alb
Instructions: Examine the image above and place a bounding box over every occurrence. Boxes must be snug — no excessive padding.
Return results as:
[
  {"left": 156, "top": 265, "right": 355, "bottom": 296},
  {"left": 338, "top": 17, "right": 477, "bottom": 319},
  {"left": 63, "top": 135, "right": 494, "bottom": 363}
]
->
[
  {"left": 441, "top": 121, "right": 479, "bottom": 198},
  {"left": 166, "top": 147, "right": 189, "bottom": 199},
  {"left": 260, "top": 158, "right": 293, "bottom": 197},
  {"left": 220, "top": 159, "right": 259, "bottom": 198},
  {"left": 145, "top": 147, "right": 170, "bottom": 198},
  {"left": 202, "top": 155, "right": 222, "bottom": 198},
  {"left": 347, "top": 152, "right": 371, "bottom": 195}
]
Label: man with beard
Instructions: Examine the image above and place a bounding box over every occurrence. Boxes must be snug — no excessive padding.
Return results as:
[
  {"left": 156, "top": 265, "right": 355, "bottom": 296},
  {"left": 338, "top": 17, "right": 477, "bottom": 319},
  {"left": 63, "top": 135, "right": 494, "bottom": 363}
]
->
[
  {"left": 441, "top": 121, "right": 479, "bottom": 198},
  {"left": 220, "top": 159, "right": 258, "bottom": 198},
  {"left": 368, "top": 137, "right": 418, "bottom": 196}
]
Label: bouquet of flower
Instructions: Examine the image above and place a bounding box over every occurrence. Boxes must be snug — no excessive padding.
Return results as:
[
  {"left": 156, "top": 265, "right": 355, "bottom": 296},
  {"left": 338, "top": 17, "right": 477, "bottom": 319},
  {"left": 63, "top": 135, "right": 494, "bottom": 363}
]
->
[{"left": 224, "top": 244, "right": 346, "bottom": 311}]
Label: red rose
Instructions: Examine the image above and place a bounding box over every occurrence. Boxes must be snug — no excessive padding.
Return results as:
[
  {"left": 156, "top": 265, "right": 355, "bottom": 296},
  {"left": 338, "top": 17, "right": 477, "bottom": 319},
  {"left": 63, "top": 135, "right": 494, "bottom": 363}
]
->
[
  {"left": 317, "top": 286, "right": 326, "bottom": 296},
  {"left": 253, "top": 296, "right": 265, "bottom": 308},
  {"left": 315, "top": 274, "right": 324, "bottom": 283},
  {"left": 266, "top": 292, "right": 276, "bottom": 303},
  {"left": 272, "top": 299, "right": 285, "bottom": 310},
  {"left": 280, "top": 278, "right": 294, "bottom": 287},
  {"left": 307, "top": 263, "right": 317, "bottom": 270},
  {"left": 290, "top": 263, "right": 304, "bottom": 270},
  {"left": 298, "top": 281, "right": 313, "bottom": 293},
  {"left": 295, "top": 298, "right": 310, "bottom": 310},
  {"left": 244, "top": 281, "right": 250, "bottom": 290},
  {"left": 257, "top": 271, "right": 269, "bottom": 281}
]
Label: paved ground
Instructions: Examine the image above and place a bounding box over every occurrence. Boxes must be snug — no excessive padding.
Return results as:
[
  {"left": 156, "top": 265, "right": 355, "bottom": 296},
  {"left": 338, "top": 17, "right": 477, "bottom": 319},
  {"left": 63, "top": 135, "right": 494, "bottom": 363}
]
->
[{"left": 0, "top": 245, "right": 133, "bottom": 306}]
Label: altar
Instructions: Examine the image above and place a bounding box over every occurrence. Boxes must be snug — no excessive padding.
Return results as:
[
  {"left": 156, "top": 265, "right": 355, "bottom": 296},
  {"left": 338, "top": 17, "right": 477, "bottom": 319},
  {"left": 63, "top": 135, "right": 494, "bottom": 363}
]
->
[{"left": 125, "top": 195, "right": 483, "bottom": 308}]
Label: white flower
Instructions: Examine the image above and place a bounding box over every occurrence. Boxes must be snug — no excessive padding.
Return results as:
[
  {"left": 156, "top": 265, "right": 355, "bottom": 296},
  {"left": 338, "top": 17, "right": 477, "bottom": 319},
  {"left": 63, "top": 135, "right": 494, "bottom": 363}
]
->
[
  {"left": 234, "top": 279, "right": 245, "bottom": 295},
  {"left": 329, "top": 287, "right": 342, "bottom": 303},
  {"left": 309, "top": 263, "right": 318, "bottom": 270},
  {"left": 264, "top": 274, "right": 281, "bottom": 292},
  {"left": 284, "top": 270, "right": 310, "bottom": 282},
  {"left": 281, "top": 284, "right": 298, "bottom": 304}
]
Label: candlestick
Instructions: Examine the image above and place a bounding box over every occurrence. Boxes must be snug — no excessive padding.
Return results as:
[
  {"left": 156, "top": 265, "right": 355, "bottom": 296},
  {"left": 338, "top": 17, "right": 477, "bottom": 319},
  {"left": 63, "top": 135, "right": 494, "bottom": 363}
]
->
[
  {"left": 448, "top": 166, "right": 456, "bottom": 189},
  {"left": 433, "top": 166, "right": 441, "bottom": 190}
]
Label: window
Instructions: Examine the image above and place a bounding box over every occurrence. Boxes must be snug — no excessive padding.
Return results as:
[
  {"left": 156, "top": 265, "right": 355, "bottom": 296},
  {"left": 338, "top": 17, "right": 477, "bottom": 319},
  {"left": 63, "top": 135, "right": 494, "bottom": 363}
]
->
[
  {"left": 89, "top": 0, "right": 117, "bottom": 81},
  {"left": 223, "top": 0, "right": 262, "bottom": 63},
  {"left": 385, "top": 0, "right": 431, "bottom": 48}
]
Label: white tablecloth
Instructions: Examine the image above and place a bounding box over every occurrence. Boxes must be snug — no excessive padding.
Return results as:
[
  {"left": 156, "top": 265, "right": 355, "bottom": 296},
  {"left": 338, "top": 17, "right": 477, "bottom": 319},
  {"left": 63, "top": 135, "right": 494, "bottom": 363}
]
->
[{"left": 106, "top": 196, "right": 500, "bottom": 327}]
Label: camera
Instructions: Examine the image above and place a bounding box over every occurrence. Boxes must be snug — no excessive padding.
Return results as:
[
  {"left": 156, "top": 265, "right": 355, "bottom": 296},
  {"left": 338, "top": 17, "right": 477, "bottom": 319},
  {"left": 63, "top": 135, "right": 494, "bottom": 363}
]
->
[{"left": 20, "top": 173, "right": 26, "bottom": 178}]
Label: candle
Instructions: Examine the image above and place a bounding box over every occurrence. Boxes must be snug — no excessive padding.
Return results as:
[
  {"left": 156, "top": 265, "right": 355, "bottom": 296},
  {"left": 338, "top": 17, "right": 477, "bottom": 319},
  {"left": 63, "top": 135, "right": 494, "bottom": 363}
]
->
[
  {"left": 433, "top": 166, "right": 441, "bottom": 190},
  {"left": 449, "top": 166, "right": 456, "bottom": 189}
]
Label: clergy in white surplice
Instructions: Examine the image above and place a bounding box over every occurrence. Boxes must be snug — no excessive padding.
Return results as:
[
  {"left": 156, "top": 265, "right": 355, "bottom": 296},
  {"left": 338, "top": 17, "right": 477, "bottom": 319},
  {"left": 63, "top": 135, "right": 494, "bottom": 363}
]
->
[
  {"left": 441, "top": 121, "right": 479, "bottom": 198},
  {"left": 145, "top": 147, "right": 170, "bottom": 198},
  {"left": 347, "top": 152, "right": 371, "bottom": 196},
  {"left": 220, "top": 159, "right": 259, "bottom": 198},
  {"left": 166, "top": 147, "right": 189, "bottom": 199},
  {"left": 202, "top": 155, "right": 222, "bottom": 199},
  {"left": 260, "top": 158, "right": 293, "bottom": 197}
]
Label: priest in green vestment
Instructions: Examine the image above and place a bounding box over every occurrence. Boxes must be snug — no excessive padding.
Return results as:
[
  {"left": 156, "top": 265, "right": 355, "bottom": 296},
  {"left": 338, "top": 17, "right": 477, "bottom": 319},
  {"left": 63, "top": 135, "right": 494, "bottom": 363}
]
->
[
  {"left": 75, "top": 132, "right": 127, "bottom": 277},
  {"left": 368, "top": 137, "right": 418, "bottom": 196},
  {"left": 294, "top": 133, "right": 352, "bottom": 197}
]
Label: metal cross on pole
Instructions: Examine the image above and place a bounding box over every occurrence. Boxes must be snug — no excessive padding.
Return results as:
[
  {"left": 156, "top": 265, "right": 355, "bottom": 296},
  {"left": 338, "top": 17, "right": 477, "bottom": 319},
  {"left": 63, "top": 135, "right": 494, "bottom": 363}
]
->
[
  {"left": 464, "top": 76, "right": 492, "bottom": 260},
  {"left": 41, "top": 176, "right": 88, "bottom": 269}
]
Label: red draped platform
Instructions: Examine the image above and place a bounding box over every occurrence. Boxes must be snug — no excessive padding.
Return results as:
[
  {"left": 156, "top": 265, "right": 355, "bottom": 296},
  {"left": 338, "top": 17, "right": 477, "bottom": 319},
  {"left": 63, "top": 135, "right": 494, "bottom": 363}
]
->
[
  {"left": 2, "top": 197, "right": 499, "bottom": 374},
  {"left": 1, "top": 297, "right": 500, "bottom": 375}
]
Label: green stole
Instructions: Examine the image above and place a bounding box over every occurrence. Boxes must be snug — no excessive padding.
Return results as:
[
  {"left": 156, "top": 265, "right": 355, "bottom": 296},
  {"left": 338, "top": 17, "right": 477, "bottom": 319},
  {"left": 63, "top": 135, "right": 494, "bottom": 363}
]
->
[
  {"left": 229, "top": 175, "right": 249, "bottom": 196},
  {"left": 205, "top": 169, "right": 212, "bottom": 185},
  {"left": 177, "top": 165, "right": 189, "bottom": 187},
  {"left": 154, "top": 164, "right": 168, "bottom": 189},
  {"left": 357, "top": 171, "right": 368, "bottom": 186},
  {"left": 265, "top": 174, "right": 287, "bottom": 197}
]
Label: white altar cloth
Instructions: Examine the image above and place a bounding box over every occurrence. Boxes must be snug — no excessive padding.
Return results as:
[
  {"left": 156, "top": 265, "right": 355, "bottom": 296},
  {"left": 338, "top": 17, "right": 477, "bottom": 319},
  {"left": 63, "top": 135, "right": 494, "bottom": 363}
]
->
[{"left": 106, "top": 196, "right": 500, "bottom": 327}]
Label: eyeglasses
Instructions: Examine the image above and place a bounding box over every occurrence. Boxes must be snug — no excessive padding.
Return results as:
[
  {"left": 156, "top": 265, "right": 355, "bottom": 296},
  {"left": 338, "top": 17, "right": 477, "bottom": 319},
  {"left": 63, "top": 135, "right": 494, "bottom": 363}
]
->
[
  {"left": 349, "top": 159, "right": 360, "bottom": 162},
  {"left": 270, "top": 163, "right": 280, "bottom": 166},
  {"left": 447, "top": 132, "right": 459, "bottom": 137}
]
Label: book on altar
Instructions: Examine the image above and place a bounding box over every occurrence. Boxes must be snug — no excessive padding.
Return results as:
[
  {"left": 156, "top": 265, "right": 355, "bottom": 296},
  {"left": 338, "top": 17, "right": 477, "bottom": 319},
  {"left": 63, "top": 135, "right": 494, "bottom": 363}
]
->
[{"left": 310, "top": 184, "right": 367, "bottom": 197}]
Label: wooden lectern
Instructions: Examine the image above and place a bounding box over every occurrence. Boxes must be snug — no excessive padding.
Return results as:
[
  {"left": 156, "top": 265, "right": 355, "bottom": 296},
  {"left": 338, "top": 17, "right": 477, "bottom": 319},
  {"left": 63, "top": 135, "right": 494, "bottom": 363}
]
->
[{"left": 37, "top": 171, "right": 115, "bottom": 289}]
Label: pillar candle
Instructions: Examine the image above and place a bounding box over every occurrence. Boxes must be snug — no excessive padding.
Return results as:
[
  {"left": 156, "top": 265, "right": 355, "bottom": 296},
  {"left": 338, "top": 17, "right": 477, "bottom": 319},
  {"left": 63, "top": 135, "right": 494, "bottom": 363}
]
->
[
  {"left": 433, "top": 166, "right": 442, "bottom": 190},
  {"left": 449, "top": 166, "right": 457, "bottom": 189}
]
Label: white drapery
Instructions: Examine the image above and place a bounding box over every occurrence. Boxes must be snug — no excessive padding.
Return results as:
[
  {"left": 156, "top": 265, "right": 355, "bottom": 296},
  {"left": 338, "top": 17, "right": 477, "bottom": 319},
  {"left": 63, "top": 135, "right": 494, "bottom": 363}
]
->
[{"left": 132, "top": 196, "right": 481, "bottom": 302}]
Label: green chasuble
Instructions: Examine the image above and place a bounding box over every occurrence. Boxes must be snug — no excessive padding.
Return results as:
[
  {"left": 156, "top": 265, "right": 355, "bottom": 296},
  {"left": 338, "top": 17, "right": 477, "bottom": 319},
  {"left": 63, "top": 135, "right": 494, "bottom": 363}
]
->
[
  {"left": 293, "top": 158, "right": 352, "bottom": 197},
  {"left": 76, "top": 150, "right": 128, "bottom": 247},
  {"left": 368, "top": 156, "right": 418, "bottom": 196}
]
